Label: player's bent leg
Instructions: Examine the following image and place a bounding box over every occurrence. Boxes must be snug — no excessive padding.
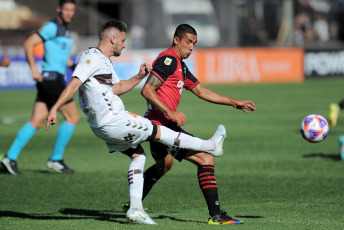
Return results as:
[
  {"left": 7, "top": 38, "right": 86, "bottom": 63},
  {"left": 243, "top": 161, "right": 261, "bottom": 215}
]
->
[
  {"left": 142, "top": 155, "right": 173, "bottom": 198},
  {"left": 3, "top": 102, "right": 47, "bottom": 174},
  {"left": 185, "top": 152, "right": 222, "bottom": 219},
  {"left": 29, "top": 102, "right": 49, "bottom": 129},
  {"left": 58, "top": 101, "right": 80, "bottom": 125},
  {"left": 122, "top": 153, "right": 173, "bottom": 213},
  {"left": 155, "top": 125, "right": 226, "bottom": 156},
  {"left": 185, "top": 151, "right": 215, "bottom": 166},
  {"left": 47, "top": 102, "right": 79, "bottom": 173},
  {"left": 125, "top": 146, "right": 145, "bottom": 212},
  {"left": 185, "top": 152, "right": 240, "bottom": 225},
  {"left": 122, "top": 146, "right": 156, "bottom": 225}
]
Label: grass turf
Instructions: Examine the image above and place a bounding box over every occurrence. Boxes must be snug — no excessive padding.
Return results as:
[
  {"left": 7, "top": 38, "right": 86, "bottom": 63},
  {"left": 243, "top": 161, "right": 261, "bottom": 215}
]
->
[{"left": 1, "top": 78, "right": 344, "bottom": 229}]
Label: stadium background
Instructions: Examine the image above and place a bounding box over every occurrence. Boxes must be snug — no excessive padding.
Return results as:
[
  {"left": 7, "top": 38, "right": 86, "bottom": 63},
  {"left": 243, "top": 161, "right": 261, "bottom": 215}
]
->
[
  {"left": 1, "top": 0, "right": 344, "bottom": 229},
  {"left": 1, "top": 0, "right": 344, "bottom": 88}
]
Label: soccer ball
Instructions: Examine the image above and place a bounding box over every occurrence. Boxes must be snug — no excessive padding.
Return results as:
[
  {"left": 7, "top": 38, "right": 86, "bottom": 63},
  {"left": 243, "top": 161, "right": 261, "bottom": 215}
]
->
[{"left": 300, "top": 114, "right": 329, "bottom": 143}]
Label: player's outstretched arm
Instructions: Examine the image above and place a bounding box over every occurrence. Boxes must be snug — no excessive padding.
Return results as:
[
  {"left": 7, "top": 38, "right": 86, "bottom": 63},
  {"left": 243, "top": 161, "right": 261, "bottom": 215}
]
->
[
  {"left": 113, "top": 63, "right": 152, "bottom": 96},
  {"left": 46, "top": 77, "right": 82, "bottom": 131},
  {"left": 191, "top": 84, "right": 256, "bottom": 113}
]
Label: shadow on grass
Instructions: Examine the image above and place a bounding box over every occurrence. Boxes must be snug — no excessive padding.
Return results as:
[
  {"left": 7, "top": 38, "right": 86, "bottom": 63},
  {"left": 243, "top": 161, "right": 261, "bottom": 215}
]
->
[
  {"left": 0, "top": 209, "right": 127, "bottom": 224},
  {"left": 0, "top": 209, "right": 259, "bottom": 224},
  {"left": 155, "top": 215, "right": 203, "bottom": 223},
  {"left": 302, "top": 153, "right": 342, "bottom": 161},
  {"left": 154, "top": 214, "right": 264, "bottom": 223},
  {"left": 235, "top": 215, "right": 264, "bottom": 218}
]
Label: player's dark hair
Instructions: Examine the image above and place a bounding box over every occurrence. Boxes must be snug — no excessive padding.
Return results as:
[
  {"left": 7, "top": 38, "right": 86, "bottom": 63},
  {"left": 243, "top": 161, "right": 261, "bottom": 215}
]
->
[
  {"left": 172, "top": 24, "right": 197, "bottom": 46},
  {"left": 99, "top": 20, "right": 127, "bottom": 40},
  {"left": 58, "top": 0, "right": 76, "bottom": 6}
]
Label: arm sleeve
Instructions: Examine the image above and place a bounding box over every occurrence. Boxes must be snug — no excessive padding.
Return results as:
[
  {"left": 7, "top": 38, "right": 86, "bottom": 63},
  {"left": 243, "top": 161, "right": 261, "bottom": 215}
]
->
[
  {"left": 183, "top": 65, "right": 199, "bottom": 90},
  {"left": 72, "top": 54, "right": 100, "bottom": 83},
  {"left": 151, "top": 56, "right": 178, "bottom": 82},
  {"left": 36, "top": 21, "right": 57, "bottom": 41}
]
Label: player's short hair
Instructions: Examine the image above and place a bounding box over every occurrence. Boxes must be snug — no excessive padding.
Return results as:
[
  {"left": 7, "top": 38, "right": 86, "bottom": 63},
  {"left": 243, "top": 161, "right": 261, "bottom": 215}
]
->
[
  {"left": 58, "top": 0, "right": 76, "bottom": 6},
  {"left": 172, "top": 24, "right": 197, "bottom": 46},
  {"left": 99, "top": 20, "right": 127, "bottom": 41}
]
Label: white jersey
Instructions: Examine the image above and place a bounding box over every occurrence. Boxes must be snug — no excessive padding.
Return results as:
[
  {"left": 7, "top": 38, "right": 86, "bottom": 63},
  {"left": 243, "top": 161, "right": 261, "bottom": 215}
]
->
[{"left": 73, "top": 48, "right": 125, "bottom": 127}]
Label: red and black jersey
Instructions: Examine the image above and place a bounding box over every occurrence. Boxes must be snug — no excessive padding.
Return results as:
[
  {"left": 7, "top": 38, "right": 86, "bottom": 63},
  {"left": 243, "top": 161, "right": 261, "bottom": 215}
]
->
[{"left": 145, "top": 48, "right": 199, "bottom": 125}]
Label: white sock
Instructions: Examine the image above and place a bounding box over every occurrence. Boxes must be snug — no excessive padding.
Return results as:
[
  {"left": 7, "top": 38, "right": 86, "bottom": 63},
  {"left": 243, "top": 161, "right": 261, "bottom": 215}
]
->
[
  {"left": 158, "top": 126, "right": 215, "bottom": 152},
  {"left": 128, "top": 153, "right": 146, "bottom": 211}
]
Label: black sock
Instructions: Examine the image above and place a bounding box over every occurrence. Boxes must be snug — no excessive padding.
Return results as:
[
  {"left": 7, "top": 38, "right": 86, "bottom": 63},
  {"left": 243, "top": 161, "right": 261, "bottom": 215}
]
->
[
  {"left": 142, "top": 164, "right": 163, "bottom": 200},
  {"left": 198, "top": 165, "right": 221, "bottom": 217},
  {"left": 339, "top": 99, "right": 344, "bottom": 110}
]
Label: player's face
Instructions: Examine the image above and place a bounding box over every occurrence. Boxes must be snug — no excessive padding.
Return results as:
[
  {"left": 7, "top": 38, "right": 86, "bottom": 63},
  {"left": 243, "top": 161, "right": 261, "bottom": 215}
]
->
[
  {"left": 174, "top": 33, "right": 197, "bottom": 59},
  {"left": 113, "top": 31, "right": 126, "bottom": 57},
  {"left": 58, "top": 3, "right": 76, "bottom": 23}
]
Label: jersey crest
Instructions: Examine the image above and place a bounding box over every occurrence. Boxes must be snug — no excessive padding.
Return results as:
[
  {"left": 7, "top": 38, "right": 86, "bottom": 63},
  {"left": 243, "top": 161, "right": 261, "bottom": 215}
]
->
[
  {"left": 85, "top": 59, "right": 92, "bottom": 65},
  {"left": 164, "top": 57, "right": 172, "bottom": 65}
]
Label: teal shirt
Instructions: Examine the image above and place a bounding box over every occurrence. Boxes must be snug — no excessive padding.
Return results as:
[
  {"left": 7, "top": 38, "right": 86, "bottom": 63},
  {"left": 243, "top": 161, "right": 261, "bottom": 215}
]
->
[{"left": 37, "top": 18, "right": 73, "bottom": 75}]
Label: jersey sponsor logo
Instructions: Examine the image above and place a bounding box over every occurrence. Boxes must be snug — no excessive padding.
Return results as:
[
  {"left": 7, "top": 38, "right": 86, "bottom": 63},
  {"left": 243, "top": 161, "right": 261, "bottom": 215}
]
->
[
  {"left": 164, "top": 57, "right": 172, "bottom": 65},
  {"left": 177, "top": 80, "right": 184, "bottom": 95},
  {"left": 85, "top": 59, "right": 92, "bottom": 65}
]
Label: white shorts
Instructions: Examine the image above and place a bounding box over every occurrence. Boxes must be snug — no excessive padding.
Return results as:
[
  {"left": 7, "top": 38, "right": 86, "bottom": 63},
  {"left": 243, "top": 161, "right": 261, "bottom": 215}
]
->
[{"left": 90, "top": 111, "right": 156, "bottom": 153}]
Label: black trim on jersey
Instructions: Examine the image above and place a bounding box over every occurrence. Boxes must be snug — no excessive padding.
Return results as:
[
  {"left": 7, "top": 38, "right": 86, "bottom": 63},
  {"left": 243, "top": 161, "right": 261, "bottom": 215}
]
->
[
  {"left": 36, "top": 18, "right": 71, "bottom": 42},
  {"left": 52, "top": 18, "right": 71, "bottom": 38},
  {"left": 35, "top": 31, "right": 46, "bottom": 42},
  {"left": 152, "top": 55, "right": 178, "bottom": 82},
  {"left": 94, "top": 74, "right": 112, "bottom": 85},
  {"left": 181, "top": 62, "right": 199, "bottom": 84}
]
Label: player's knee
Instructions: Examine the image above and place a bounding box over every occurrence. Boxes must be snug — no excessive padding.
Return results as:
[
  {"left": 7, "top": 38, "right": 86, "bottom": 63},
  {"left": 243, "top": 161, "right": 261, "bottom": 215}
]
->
[
  {"left": 29, "top": 119, "right": 44, "bottom": 130},
  {"left": 73, "top": 113, "right": 80, "bottom": 124},
  {"left": 163, "top": 163, "right": 172, "bottom": 173},
  {"left": 66, "top": 112, "right": 80, "bottom": 125},
  {"left": 155, "top": 162, "right": 172, "bottom": 175},
  {"left": 202, "top": 154, "right": 215, "bottom": 165}
]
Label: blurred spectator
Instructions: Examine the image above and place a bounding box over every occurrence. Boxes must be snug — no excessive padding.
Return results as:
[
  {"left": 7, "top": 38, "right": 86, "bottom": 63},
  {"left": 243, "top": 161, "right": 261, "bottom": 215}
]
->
[
  {"left": 293, "top": 12, "right": 314, "bottom": 45},
  {"left": 130, "top": 24, "right": 146, "bottom": 49},
  {"left": 0, "top": 55, "right": 11, "bottom": 67},
  {"left": 241, "top": 18, "right": 268, "bottom": 46},
  {"left": 313, "top": 13, "right": 330, "bottom": 42}
]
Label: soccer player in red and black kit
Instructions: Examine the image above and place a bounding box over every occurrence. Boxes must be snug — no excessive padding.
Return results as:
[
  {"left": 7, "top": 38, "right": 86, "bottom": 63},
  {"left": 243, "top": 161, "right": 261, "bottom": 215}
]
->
[{"left": 123, "top": 24, "right": 256, "bottom": 225}]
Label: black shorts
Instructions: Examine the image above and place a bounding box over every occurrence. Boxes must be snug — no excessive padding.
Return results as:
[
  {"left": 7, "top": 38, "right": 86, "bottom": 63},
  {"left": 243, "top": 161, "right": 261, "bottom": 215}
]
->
[
  {"left": 150, "top": 121, "right": 194, "bottom": 162},
  {"left": 36, "top": 71, "right": 73, "bottom": 110}
]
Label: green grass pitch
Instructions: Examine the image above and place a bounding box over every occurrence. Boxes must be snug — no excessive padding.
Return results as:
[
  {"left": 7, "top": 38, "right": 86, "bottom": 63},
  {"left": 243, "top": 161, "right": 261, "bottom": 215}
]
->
[{"left": 1, "top": 78, "right": 344, "bottom": 229}]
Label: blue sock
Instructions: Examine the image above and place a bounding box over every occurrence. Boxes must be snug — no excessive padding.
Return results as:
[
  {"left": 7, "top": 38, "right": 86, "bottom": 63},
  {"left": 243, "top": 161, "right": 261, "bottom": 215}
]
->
[
  {"left": 7, "top": 122, "right": 37, "bottom": 161},
  {"left": 50, "top": 121, "right": 75, "bottom": 161}
]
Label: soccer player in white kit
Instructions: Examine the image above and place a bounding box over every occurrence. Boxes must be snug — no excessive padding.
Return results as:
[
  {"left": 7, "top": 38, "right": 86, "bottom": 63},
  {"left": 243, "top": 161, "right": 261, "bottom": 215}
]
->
[{"left": 46, "top": 20, "right": 226, "bottom": 225}]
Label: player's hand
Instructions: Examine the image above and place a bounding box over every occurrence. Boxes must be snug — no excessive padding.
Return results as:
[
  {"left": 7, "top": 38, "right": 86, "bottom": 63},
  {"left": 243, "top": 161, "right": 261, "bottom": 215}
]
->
[
  {"left": 234, "top": 100, "right": 256, "bottom": 113},
  {"left": 32, "top": 69, "right": 43, "bottom": 82},
  {"left": 138, "top": 63, "right": 152, "bottom": 79},
  {"left": 0, "top": 55, "right": 11, "bottom": 67},
  {"left": 46, "top": 109, "right": 58, "bottom": 131},
  {"left": 167, "top": 110, "right": 187, "bottom": 126}
]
